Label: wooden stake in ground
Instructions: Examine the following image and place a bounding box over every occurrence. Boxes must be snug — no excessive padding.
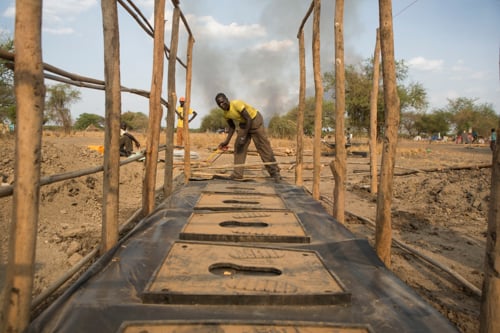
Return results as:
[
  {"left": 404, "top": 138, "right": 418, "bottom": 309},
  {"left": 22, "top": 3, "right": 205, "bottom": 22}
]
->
[
  {"left": 369, "top": 28, "right": 381, "bottom": 194},
  {"left": 101, "top": 0, "right": 122, "bottom": 255},
  {"left": 480, "top": 129, "right": 500, "bottom": 332},
  {"left": 2, "top": 1, "right": 45, "bottom": 331},
  {"left": 312, "top": 0, "right": 323, "bottom": 200},
  {"left": 375, "top": 0, "right": 400, "bottom": 268},
  {"left": 330, "top": 0, "right": 347, "bottom": 223},
  {"left": 164, "top": 6, "right": 181, "bottom": 197},
  {"left": 143, "top": 0, "right": 166, "bottom": 215}
]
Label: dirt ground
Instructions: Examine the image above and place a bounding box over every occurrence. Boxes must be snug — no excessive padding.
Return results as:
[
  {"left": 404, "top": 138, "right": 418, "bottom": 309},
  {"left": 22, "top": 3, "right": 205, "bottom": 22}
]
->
[{"left": 0, "top": 131, "right": 493, "bottom": 333}]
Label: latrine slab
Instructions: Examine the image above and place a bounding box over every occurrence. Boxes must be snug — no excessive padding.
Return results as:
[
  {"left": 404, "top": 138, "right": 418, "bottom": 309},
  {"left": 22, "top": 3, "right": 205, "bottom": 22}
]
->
[
  {"left": 202, "top": 182, "right": 277, "bottom": 195},
  {"left": 180, "top": 211, "right": 310, "bottom": 243},
  {"left": 142, "top": 241, "right": 349, "bottom": 305},
  {"left": 194, "top": 193, "right": 287, "bottom": 210},
  {"left": 118, "top": 321, "right": 373, "bottom": 333}
]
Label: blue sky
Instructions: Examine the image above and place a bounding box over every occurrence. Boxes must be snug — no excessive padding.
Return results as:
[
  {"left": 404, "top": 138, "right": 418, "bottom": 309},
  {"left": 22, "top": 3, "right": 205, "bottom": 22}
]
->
[{"left": 1, "top": 0, "right": 499, "bottom": 129}]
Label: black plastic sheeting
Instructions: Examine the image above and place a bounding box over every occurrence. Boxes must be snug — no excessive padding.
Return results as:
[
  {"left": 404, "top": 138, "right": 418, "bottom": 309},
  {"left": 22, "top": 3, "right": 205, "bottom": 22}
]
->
[{"left": 28, "top": 179, "right": 459, "bottom": 332}]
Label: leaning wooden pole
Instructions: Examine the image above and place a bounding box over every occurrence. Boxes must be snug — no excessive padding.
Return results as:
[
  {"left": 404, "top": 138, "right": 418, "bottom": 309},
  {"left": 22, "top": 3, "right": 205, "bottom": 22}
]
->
[
  {"left": 100, "top": 0, "right": 122, "bottom": 254},
  {"left": 295, "top": 31, "right": 306, "bottom": 186},
  {"left": 480, "top": 125, "right": 500, "bottom": 332},
  {"left": 375, "top": 0, "right": 400, "bottom": 267},
  {"left": 142, "top": 0, "right": 166, "bottom": 215},
  {"left": 2, "top": 1, "right": 45, "bottom": 331},
  {"left": 295, "top": 1, "right": 313, "bottom": 186},
  {"left": 164, "top": 5, "right": 181, "bottom": 197},
  {"left": 330, "top": 0, "right": 346, "bottom": 223},
  {"left": 311, "top": 0, "right": 323, "bottom": 200},
  {"left": 369, "top": 28, "right": 381, "bottom": 194},
  {"left": 183, "top": 35, "right": 195, "bottom": 183}
]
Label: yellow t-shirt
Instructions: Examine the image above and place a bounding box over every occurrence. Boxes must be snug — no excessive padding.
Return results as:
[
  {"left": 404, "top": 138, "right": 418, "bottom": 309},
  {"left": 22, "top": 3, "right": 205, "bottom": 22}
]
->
[
  {"left": 223, "top": 100, "right": 258, "bottom": 124},
  {"left": 176, "top": 106, "right": 194, "bottom": 128}
]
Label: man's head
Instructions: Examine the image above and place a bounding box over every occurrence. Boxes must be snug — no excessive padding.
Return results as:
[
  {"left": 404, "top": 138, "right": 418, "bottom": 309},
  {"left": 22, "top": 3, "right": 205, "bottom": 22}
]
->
[
  {"left": 179, "top": 96, "right": 185, "bottom": 106},
  {"left": 120, "top": 122, "right": 127, "bottom": 130},
  {"left": 215, "top": 93, "right": 229, "bottom": 111}
]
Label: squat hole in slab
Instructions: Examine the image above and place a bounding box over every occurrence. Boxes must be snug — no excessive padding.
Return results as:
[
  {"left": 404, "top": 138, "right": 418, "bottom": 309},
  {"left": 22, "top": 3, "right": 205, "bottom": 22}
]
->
[
  {"left": 209, "top": 263, "right": 282, "bottom": 277},
  {"left": 223, "top": 199, "right": 260, "bottom": 205},
  {"left": 219, "top": 220, "right": 268, "bottom": 228}
]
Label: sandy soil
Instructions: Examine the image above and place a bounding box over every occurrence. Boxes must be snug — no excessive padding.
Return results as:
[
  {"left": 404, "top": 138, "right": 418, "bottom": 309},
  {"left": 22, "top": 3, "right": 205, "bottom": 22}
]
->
[{"left": 0, "top": 131, "right": 492, "bottom": 333}]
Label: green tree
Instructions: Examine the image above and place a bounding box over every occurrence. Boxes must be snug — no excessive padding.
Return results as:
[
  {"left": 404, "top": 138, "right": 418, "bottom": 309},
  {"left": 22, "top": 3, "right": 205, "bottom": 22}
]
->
[
  {"left": 73, "top": 113, "right": 105, "bottom": 130},
  {"left": 324, "top": 58, "right": 428, "bottom": 134},
  {"left": 199, "top": 108, "right": 227, "bottom": 132},
  {"left": 268, "top": 114, "right": 296, "bottom": 139},
  {"left": 121, "top": 111, "right": 148, "bottom": 130},
  {"left": 436, "top": 97, "right": 498, "bottom": 138},
  {"left": 413, "top": 111, "right": 451, "bottom": 137},
  {"left": 45, "top": 84, "right": 81, "bottom": 134},
  {"left": 281, "top": 97, "right": 335, "bottom": 136},
  {"left": 0, "top": 36, "right": 15, "bottom": 125}
]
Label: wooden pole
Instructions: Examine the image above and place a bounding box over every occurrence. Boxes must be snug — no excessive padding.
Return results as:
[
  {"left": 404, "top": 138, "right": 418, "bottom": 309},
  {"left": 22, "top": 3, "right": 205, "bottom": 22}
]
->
[
  {"left": 295, "top": 1, "right": 313, "bottom": 187},
  {"left": 142, "top": 0, "right": 166, "bottom": 215},
  {"left": 369, "top": 28, "right": 381, "bottom": 194},
  {"left": 330, "top": 0, "right": 346, "bottom": 223},
  {"left": 375, "top": 0, "right": 400, "bottom": 267},
  {"left": 312, "top": 0, "right": 323, "bottom": 200},
  {"left": 295, "top": 30, "right": 306, "bottom": 186},
  {"left": 479, "top": 126, "right": 500, "bottom": 332},
  {"left": 100, "top": 0, "right": 122, "bottom": 254},
  {"left": 2, "top": 0, "right": 45, "bottom": 331},
  {"left": 183, "top": 36, "right": 195, "bottom": 183},
  {"left": 164, "top": 6, "right": 181, "bottom": 197}
]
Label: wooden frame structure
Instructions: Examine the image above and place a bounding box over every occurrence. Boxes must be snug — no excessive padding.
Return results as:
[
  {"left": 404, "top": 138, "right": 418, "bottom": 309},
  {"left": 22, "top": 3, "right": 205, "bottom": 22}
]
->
[{"left": 1, "top": 0, "right": 498, "bottom": 332}]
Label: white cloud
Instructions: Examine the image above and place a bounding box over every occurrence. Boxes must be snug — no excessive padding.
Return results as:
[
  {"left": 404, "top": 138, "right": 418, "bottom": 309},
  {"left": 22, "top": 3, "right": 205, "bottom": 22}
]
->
[
  {"left": 254, "top": 39, "right": 293, "bottom": 52},
  {"left": 195, "top": 15, "right": 266, "bottom": 39},
  {"left": 2, "top": 5, "right": 15, "bottom": 18},
  {"left": 43, "top": 27, "right": 74, "bottom": 35},
  {"left": 408, "top": 56, "right": 443, "bottom": 71},
  {"left": 42, "top": 0, "right": 97, "bottom": 33}
]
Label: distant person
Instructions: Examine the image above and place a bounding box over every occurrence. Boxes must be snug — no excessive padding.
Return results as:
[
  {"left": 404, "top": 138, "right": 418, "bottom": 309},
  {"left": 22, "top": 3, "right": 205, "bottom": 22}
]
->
[
  {"left": 119, "top": 122, "right": 140, "bottom": 157},
  {"left": 175, "top": 96, "right": 198, "bottom": 147},
  {"left": 490, "top": 128, "right": 496, "bottom": 152},
  {"left": 346, "top": 128, "right": 353, "bottom": 145},
  {"left": 215, "top": 92, "right": 281, "bottom": 182}
]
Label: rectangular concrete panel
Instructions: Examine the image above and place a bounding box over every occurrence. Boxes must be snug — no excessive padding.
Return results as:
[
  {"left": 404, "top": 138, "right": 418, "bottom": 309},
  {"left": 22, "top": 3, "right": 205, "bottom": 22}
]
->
[
  {"left": 142, "top": 241, "right": 350, "bottom": 305},
  {"left": 203, "top": 183, "right": 277, "bottom": 195},
  {"left": 180, "top": 211, "right": 310, "bottom": 243},
  {"left": 119, "top": 321, "right": 373, "bottom": 333},
  {"left": 194, "top": 193, "right": 287, "bottom": 210}
]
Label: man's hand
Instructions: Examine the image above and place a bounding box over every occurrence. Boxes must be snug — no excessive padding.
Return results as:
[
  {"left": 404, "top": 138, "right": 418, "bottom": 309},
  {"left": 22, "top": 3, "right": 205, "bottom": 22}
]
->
[{"left": 218, "top": 142, "right": 229, "bottom": 150}]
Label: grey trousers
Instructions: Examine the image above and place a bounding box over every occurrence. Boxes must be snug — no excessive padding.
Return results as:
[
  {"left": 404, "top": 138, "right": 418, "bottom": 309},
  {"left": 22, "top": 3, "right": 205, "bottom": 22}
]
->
[{"left": 233, "top": 112, "right": 280, "bottom": 178}]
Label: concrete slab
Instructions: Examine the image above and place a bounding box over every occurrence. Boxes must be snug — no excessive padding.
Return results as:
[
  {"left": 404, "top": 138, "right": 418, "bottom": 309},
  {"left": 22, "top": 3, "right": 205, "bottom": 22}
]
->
[
  {"left": 119, "top": 321, "right": 373, "bottom": 333},
  {"left": 203, "top": 182, "right": 277, "bottom": 195},
  {"left": 142, "top": 241, "right": 350, "bottom": 305},
  {"left": 194, "top": 193, "right": 287, "bottom": 210},
  {"left": 180, "top": 211, "right": 310, "bottom": 243}
]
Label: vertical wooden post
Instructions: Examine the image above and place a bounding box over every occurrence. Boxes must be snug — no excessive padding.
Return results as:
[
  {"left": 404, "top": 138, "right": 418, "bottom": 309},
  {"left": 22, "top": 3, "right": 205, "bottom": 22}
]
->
[
  {"left": 375, "top": 0, "right": 400, "bottom": 267},
  {"left": 183, "top": 36, "right": 194, "bottom": 183},
  {"left": 296, "top": 1, "right": 313, "bottom": 186},
  {"left": 295, "top": 30, "right": 306, "bottom": 186},
  {"left": 2, "top": 1, "right": 45, "bottom": 331},
  {"left": 311, "top": 0, "right": 323, "bottom": 200},
  {"left": 330, "top": 0, "right": 346, "bottom": 223},
  {"left": 100, "top": 0, "right": 122, "bottom": 254},
  {"left": 164, "top": 5, "right": 181, "bottom": 197},
  {"left": 142, "top": 0, "right": 166, "bottom": 215},
  {"left": 369, "top": 29, "right": 381, "bottom": 195},
  {"left": 480, "top": 127, "right": 500, "bottom": 332}
]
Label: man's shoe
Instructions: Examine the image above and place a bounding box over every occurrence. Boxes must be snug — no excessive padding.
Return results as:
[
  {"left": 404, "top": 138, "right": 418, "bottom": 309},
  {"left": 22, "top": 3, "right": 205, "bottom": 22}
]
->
[
  {"left": 229, "top": 174, "right": 244, "bottom": 180},
  {"left": 272, "top": 174, "right": 282, "bottom": 183}
]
